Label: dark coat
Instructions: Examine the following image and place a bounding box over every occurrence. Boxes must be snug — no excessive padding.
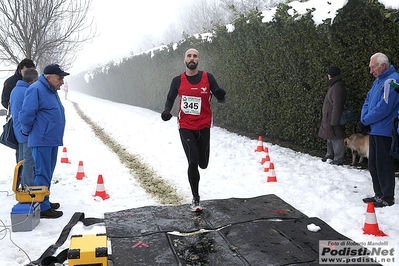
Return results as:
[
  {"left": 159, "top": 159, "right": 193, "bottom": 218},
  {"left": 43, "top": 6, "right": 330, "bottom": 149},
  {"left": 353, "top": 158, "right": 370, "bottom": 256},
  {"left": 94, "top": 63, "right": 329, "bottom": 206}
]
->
[
  {"left": 1, "top": 69, "right": 22, "bottom": 109},
  {"left": 318, "top": 75, "right": 347, "bottom": 139}
]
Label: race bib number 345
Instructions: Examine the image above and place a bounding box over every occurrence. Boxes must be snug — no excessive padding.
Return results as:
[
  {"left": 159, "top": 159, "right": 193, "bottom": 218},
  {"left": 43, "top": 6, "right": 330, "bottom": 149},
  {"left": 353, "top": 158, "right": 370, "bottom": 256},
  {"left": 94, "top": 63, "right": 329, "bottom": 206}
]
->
[{"left": 181, "top": 96, "right": 202, "bottom": 115}]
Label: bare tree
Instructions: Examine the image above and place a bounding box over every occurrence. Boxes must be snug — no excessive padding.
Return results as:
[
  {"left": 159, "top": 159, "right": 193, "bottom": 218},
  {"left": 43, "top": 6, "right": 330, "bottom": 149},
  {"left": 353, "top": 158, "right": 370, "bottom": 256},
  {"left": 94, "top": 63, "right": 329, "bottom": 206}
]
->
[
  {"left": 219, "top": 0, "right": 284, "bottom": 16},
  {"left": 136, "top": 33, "right": 164, "bottom": 53},
  {"left": 166, "top": 0, "right": 285, "bottom": 42},
  {"left": 159, "top": 23, "right": 184, "bottom": 48},
  {"left": 177, "top": 0, "right": 226, "bottom": 35},
  {"left": 0, "top": 0, "right": 96, "bottom": 71}
]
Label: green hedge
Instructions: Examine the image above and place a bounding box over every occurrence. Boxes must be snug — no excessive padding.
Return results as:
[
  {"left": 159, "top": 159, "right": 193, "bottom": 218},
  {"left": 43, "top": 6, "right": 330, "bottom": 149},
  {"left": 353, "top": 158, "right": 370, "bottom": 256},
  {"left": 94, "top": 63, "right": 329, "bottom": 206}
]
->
[{"left": 70, "top": 0, "right": 399, "bottom": 151}]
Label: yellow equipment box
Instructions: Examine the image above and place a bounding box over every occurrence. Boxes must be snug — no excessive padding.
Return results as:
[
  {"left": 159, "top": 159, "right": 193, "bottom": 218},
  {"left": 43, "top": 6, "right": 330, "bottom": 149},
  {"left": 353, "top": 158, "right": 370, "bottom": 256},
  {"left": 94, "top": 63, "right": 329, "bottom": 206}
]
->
[
  {"left": 12, "top": 160, "right": 50, "bottom": 203},
  {"left": 68, "top": 234, "right": 108, "bottom": 266}
]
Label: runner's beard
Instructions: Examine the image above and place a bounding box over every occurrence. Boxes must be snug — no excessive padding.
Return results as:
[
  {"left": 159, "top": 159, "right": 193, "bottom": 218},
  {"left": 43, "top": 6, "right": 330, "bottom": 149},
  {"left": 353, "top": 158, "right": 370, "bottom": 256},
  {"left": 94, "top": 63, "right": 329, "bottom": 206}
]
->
[{"left": 186, "top": 61, "right": 198, "bottom": 70}]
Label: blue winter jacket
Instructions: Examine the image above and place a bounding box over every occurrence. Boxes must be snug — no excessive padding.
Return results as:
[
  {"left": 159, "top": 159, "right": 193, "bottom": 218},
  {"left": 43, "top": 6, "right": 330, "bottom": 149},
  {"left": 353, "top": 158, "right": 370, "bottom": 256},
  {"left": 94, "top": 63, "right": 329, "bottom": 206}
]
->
[
  {"left": 19, "top": 74, "right": 65, "bottom": 147},
  {"left": 361, "top": 65, "right": 399, "bottom": 137},
  {"left": 10, "top": 80, "right": 30, "bottom": 143}
]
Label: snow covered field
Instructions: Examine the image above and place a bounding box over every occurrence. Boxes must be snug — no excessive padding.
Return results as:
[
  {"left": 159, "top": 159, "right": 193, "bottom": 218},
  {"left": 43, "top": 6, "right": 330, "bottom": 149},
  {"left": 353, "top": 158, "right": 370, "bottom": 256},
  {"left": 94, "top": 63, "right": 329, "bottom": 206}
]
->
[{"left": 0, "top": 91, "right": 398, "bottom": 265}]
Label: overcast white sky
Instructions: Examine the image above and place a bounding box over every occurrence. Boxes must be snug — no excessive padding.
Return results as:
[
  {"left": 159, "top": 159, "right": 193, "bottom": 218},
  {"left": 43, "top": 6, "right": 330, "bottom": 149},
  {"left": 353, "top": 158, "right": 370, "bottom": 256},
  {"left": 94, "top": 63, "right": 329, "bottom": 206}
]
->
[
  {"left": 1, "top": 0, "right": 399, "bottom": 80},
  {"left": 70, "top": 0, "right": 399, "bottom": 75},
  {"left": 69, "top": 0, "right": 188, "bottom": 74}
]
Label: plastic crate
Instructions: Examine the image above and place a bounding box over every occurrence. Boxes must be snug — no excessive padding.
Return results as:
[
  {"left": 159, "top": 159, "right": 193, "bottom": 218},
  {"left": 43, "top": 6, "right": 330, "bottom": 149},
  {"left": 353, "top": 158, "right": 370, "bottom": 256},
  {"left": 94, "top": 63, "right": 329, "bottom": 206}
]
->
[{"left": 10, "top": 203, "right": 40, "bottom": 232}]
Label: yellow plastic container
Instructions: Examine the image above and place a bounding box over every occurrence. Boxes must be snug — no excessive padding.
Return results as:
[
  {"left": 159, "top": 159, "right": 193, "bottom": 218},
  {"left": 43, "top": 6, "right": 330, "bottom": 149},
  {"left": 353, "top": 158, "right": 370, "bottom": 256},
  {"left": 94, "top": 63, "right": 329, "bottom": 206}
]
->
[
  {"left": 68, "top": 234, "right": 108, "bottom": 266},
  {"left": 12, "top": 160, "right": 50, "bottom": 203}
]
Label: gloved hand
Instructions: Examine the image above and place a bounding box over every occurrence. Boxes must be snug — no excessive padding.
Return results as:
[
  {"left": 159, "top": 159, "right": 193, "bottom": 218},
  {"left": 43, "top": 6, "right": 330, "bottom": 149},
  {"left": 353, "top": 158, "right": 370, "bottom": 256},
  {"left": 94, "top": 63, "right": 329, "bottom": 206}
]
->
[
  {"left": 331, "top": 125, "right": 336, "bottom": 137},
  {"left": 214, "top": 89, "right": 226, "bottom": 103},
  {"left": 357, "top": 121, "right": 370, "bottom": 135},
  {"left": 390, "top": 80, "right": 399, "bottom": 94},
  {"left": 161, "top": 110, "right": 172, "bottom": 121}
]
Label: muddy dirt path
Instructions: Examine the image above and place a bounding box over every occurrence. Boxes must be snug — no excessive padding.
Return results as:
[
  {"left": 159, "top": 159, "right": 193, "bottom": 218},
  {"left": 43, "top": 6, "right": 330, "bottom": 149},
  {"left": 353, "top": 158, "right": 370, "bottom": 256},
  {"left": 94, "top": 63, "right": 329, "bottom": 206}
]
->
[{"left": 72, "top": 101, "right": 184, "bottom": 205}]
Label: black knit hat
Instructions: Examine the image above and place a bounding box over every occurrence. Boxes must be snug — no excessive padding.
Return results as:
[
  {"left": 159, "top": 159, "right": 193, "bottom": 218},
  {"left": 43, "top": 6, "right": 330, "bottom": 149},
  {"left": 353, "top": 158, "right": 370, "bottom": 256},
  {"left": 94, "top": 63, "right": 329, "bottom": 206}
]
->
[
  {"left": 43, "top": 64, "right": 70, "bottom": 76},
  {"left": 328, "top": 66, "right": 341, "bottom": 78}
]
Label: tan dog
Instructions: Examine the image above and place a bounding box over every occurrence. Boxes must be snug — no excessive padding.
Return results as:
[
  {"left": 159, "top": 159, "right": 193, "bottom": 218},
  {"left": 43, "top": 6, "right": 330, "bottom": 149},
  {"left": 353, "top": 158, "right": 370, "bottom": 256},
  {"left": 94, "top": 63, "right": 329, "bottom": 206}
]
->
[{"left": 344, "top": 133, "right": 369, "bottom": 166}]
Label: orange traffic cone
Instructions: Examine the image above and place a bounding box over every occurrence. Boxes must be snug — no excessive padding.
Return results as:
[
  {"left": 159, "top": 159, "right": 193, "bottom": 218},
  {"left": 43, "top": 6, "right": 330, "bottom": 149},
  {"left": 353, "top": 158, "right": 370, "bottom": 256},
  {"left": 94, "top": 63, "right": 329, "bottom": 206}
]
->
[
  {"left": 264, "top": 147, "right": 269, "bottom": 156},
  {"left": 254, "top": 136, "right": 264, "bottom": 152},
  {"left": 75, "top": 161, "right": 86, "bottom": 180},
  {"left": 60, "top": 147, "right": 71, "bottom": 164},
  {"left": 261, "top": 147, "right": 270, "bottom": 164},
  {"left": 267, "top": 162, "right": 277, "bottom": 182},
  {"left": 94, "top": 175, "right": 110, "bottom": 200},
  {"left": 263, "top": 155, "right": 271, "bottom": 172},
  {"left": 363, "top": 202, "right": 387, "bottom": 236}
]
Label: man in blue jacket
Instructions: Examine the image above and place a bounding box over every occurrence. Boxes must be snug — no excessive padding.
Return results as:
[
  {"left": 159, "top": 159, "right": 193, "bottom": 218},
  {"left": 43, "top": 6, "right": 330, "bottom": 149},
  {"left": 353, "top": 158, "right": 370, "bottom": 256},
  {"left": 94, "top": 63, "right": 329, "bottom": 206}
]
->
[
  {"left": 19, "top": 64, "right": 69, "bottom": 219},
  {"left": 361, "top": 53, "right": 399, "bottom": 208},
  {"left": 2, "top": 58, "right": 36, "bottom": 163},
  {"left": 10, "top": 68, "right": 39, "bottom": 188}
]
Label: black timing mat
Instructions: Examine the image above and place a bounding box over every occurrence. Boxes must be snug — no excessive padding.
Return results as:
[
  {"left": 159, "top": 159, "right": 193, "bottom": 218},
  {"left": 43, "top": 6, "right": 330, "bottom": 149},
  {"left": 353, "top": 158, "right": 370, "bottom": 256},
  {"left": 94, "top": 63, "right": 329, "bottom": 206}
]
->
[{"left": 103, "top": 194, "right": 379, "bottom": 266}]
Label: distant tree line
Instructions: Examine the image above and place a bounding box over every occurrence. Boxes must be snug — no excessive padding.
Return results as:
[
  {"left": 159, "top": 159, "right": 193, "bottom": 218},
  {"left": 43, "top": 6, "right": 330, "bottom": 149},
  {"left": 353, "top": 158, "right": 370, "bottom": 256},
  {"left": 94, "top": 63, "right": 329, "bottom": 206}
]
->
[
  {"left": 69, "top": 0, "right": 399, "bottom": 152},
  {"left": 137, "top": 0, "right": 284, "bottom": 52}
]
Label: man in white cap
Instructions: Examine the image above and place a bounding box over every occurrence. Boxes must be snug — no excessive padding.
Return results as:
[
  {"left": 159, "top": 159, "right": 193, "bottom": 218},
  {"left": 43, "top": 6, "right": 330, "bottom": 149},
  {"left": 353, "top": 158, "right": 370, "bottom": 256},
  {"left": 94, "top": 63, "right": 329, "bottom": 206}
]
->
[{"left": 361, "top": 53, "right": 399, "bottom": 208}]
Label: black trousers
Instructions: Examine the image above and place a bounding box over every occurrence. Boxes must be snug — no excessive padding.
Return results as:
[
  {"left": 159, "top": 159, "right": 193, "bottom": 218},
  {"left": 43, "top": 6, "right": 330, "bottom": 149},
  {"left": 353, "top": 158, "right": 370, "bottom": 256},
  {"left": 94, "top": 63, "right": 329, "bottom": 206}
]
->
[
  {"left": 368, "top": 135, "right": 395, "bottom": 203},
  {"left": 179, "top": 128, "right": 210, "bottom": 198}
]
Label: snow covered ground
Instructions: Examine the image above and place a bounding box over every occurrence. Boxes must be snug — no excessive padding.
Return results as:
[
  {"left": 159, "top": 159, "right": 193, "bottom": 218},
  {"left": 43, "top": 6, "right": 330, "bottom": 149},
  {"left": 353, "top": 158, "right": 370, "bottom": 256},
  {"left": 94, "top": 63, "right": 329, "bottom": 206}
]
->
[{"left": 0, "top": 91, "right": 398, "bottom": 265}]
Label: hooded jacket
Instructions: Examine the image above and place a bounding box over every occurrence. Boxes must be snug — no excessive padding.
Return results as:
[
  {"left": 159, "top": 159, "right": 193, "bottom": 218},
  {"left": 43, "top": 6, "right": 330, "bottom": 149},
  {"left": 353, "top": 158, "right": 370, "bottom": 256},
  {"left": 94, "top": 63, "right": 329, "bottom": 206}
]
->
[
  {"left": 1, "top": 69, "right": 22, "bottom": 108},
  {"left": 19, "top": 74, "right": 65, "bottom": 147},
  {"left": 361, "top": 65, "right": 399, "bottom": 137},
  {"left": 318, "top": 75, "right": 347, "bottom": 140}
]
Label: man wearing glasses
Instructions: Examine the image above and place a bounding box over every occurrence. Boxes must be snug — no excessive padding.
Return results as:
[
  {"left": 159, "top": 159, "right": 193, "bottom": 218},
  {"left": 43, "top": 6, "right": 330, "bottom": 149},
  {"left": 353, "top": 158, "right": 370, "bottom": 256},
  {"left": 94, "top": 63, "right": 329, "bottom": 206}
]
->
[{"left": 19, "top": 64, "right": 69, "bottom": 218}]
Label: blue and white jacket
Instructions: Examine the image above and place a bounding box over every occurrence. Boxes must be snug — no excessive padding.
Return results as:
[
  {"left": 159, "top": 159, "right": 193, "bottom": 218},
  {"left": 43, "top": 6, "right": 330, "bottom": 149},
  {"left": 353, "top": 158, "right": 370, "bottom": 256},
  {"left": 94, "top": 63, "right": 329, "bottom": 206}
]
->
[
  {"left": 361, "top": 65, "right": 399, "bottom": 137},
  {"left": 19, "top": 74, "right": 65, "bottom": 147}
]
